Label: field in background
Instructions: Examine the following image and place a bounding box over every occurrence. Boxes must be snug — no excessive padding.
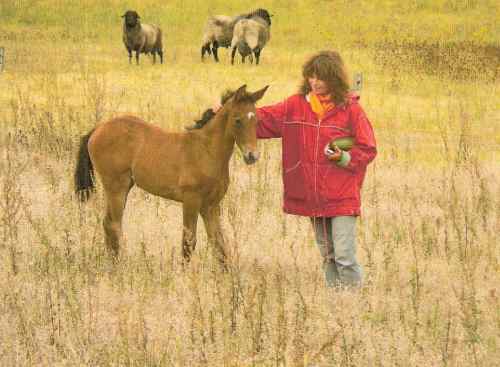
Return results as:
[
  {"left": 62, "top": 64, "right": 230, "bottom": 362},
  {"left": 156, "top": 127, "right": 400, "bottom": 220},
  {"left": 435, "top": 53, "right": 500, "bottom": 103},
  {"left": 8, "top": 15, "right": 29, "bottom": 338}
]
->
[{"left": 0, "top": 1, "right": 499, "bottom": 366}]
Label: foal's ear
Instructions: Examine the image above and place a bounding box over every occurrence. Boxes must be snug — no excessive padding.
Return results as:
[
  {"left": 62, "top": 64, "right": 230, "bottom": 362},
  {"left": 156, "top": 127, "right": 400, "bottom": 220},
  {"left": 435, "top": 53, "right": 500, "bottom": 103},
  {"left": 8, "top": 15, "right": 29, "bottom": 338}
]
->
[
  {"left": 233, "top": 84, "right": 248, "bottom": 102},
  {"left": 250, "top": 85, "right": 269, "bottom": 103}
]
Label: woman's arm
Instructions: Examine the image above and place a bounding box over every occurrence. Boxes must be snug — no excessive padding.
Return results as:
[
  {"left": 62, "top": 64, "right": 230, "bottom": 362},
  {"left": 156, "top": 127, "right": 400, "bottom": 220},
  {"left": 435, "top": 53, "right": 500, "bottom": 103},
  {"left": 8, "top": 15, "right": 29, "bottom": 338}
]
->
[
  {"left": 338, "top": 102, "right": 377, "bottom": 172},
  {"left": 256, "top": 99, "right": 289, "bottom": 139}
]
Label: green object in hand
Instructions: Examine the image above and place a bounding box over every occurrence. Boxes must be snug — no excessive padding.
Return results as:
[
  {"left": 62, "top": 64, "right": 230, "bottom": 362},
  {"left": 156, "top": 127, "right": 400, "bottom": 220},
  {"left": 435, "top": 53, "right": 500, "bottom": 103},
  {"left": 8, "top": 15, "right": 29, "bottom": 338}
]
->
[{"left": 329, "top": 136, "right": 354, "bottom": 151}]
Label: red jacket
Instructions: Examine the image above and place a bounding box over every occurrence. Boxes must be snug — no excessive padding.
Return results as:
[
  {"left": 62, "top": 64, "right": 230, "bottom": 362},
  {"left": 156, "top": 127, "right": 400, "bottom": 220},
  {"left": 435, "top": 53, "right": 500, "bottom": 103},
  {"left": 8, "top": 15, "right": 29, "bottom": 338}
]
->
[{"left": 256, "top": 93, "right": 377, "bottom": 217}]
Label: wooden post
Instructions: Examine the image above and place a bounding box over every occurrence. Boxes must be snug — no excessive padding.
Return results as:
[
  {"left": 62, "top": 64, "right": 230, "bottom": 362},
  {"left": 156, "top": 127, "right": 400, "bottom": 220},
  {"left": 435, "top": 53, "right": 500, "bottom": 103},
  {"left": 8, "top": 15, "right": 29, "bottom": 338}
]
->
[{"left": 0, "top": 47, "right": 4, "bottom": 72}]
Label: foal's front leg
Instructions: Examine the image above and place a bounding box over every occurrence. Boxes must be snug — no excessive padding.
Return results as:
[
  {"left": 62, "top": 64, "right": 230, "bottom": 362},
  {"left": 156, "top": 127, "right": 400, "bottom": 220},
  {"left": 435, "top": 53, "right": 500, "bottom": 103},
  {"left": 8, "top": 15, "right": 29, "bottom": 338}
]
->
[
  {"left": 201, "top": 203, "right": 229, "bottom": 270},
  {"left": 181, "top": 195, "right": 201, "bottom": 265}
]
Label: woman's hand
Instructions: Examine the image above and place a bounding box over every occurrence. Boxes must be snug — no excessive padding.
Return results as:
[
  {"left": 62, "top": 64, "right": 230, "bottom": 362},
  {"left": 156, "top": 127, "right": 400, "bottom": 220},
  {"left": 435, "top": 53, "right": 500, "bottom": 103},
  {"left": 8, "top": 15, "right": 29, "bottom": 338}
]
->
[
  {"left": 213, "top": 101, "right": 222, "bottom": 113},
  {"left": 325, "top": 144, "right": 343, "bottom": 162}
]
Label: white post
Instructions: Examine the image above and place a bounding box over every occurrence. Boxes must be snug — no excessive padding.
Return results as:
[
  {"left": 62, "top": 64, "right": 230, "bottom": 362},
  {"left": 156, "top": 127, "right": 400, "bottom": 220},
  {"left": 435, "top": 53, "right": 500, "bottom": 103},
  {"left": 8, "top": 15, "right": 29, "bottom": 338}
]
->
[{"left": 352, "top": 72, "right": 363, "bottom": 92}]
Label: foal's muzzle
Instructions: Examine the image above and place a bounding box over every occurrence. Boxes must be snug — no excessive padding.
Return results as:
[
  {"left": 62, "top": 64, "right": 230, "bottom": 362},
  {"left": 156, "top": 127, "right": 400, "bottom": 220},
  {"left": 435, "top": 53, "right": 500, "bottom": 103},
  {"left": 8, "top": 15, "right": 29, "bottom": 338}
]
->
[{"left": 243, "top": 151, "right": 259, "bottom": 165}]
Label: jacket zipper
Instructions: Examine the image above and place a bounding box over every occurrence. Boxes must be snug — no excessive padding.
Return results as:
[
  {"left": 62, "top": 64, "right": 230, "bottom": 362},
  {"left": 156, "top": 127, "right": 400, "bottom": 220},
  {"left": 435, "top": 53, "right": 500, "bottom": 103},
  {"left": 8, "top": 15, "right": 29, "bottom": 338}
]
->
[{"left": 313, "top": 118, "right": 321, "bottom": 216}]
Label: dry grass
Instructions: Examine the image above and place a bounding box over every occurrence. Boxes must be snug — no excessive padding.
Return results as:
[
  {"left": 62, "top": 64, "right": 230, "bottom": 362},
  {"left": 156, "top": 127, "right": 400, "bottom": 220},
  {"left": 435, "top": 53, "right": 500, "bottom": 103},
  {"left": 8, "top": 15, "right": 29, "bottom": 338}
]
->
[{"left": 0, "top": 1, "right": 499, "bottom": 366}]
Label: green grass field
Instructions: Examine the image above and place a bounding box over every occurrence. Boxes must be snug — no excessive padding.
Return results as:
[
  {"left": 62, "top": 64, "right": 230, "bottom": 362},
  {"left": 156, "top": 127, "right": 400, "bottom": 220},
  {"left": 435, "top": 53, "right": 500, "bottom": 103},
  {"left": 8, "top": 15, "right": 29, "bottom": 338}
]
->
[{"left": 0, "top": 1, "right": 499, "bottom": 366}]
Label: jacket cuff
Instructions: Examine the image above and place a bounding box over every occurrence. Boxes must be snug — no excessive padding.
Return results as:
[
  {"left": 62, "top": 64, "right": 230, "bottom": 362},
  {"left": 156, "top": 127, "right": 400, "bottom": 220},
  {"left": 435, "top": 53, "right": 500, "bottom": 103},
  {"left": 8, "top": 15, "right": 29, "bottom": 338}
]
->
[{"left": 336, "top": 150, "right": 351, "bottom": 167}]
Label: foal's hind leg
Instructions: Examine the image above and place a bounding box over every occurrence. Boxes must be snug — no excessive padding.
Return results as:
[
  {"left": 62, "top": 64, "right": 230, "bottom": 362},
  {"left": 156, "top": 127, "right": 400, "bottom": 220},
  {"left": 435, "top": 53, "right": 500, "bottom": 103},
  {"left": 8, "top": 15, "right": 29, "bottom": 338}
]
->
[{"left": 102, "top": 175, "right": 134, "bottom": 258}]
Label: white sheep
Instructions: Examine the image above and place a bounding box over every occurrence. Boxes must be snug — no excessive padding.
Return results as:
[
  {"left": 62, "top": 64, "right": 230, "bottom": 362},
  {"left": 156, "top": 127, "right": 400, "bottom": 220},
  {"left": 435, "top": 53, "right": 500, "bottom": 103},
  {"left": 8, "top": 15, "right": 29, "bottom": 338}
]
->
[
  {"left": 201, "top": 9, "right": 272, "bottom": 63},
  {"left": 230, "top": 9, "right": 272, "bottom": 65},
  {"left": 122, "top": 10, "right": 163, "bottom": 65},
  {"left": 201, "top": 14, "right": 244, "bottom": 62}
]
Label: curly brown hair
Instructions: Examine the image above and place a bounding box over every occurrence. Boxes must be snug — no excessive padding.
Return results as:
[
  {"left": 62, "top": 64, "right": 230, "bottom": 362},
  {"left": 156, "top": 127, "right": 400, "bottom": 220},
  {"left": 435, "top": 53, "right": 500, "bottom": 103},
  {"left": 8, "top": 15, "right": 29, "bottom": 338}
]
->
[{"left": 299, "top": 51, "right": 350, "bottom": 105}]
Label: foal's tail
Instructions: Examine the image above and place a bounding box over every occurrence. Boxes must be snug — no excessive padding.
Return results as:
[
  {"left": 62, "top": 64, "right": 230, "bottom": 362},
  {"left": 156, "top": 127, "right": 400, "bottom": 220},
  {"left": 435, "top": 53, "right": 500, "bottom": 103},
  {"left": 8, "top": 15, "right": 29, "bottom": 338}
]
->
[{"left": 74, "top": 129, "right": 96, "bottom": 202}]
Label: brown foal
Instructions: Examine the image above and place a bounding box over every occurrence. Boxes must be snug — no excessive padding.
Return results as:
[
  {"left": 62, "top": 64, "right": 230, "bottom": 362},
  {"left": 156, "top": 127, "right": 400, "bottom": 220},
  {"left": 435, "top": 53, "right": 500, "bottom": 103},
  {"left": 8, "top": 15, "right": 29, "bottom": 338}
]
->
[{"left": 74, "top": 85, "right": 268, "bottom": 267}]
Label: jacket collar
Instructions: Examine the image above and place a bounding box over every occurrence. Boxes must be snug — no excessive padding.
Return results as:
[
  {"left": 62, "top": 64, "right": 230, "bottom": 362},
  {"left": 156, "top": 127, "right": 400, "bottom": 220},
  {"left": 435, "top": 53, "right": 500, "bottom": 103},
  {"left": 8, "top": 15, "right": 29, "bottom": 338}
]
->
[
  {"left": 305, "top": 92, "right": 359, "bottom": 107},
  {"left": 304, "top": 94, "right": 345, "bottom": 121}
]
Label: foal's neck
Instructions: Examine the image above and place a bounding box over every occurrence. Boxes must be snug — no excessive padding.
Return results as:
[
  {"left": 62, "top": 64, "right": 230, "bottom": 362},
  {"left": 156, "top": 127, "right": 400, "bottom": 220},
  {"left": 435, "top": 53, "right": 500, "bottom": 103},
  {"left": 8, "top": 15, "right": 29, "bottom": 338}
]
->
[{"left": 197, "top": 111, "right": 235, "bottom": 167}]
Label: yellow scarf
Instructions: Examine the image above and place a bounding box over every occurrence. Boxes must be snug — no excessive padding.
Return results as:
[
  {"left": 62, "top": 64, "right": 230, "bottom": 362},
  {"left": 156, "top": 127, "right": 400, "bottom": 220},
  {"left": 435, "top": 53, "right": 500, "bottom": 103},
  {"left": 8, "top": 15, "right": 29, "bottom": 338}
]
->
[{"left": 309, "top": 93, "right": 335, "bottom": 119}]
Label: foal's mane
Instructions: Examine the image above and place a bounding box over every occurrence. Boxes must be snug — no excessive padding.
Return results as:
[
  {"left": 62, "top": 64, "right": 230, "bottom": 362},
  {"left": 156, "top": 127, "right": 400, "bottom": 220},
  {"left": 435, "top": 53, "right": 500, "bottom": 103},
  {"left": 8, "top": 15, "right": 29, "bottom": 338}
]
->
[{"left": 185, "top": 88, "right": 254, "bottom": 130}]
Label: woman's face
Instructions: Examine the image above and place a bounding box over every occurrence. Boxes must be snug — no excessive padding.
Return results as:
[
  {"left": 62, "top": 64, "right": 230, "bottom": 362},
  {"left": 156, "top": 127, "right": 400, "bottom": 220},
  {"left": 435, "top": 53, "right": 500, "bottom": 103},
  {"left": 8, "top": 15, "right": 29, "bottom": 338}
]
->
[{"left": 308, "top": 75, "right": 329, "bottom": 95}]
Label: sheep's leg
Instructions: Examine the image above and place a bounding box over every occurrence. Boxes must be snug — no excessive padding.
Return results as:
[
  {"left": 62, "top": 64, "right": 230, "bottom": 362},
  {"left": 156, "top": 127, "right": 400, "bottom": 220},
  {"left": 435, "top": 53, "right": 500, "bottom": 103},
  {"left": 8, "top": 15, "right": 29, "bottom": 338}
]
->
[
  {"left": 242, "top": 55, "right": 246, "bottom": 64},
  {"left": 135, "top": 51, "right": 140, "bottom": 65},
  {"left": 212, "top": 41, "right": 219, "bottom": 62},
  {"left": 201, "top": 44, "right": 211, "bottom": 61},
  {"left": 152, "top": 51, "right": 156, "bottom": 64},
  {"left": 127, "top": 48, "right": 132, "bottom": 64},
  {"left": 230, "top": 47, "right": 237, "bottom": 65},
  {"left": 158, "top": 50, "right": 163, "bottom": 64},
  {"left": 254, "top": 48, "right": 261, "bottom": 65}
]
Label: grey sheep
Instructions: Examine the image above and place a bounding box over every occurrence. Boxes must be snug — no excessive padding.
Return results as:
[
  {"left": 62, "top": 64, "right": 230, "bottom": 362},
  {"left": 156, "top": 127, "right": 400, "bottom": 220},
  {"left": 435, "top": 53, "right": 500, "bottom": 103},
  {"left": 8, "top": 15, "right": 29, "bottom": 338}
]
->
[
  {"left": 122, "top": 10, "right": 163, "bottom": 65},
  {"left": 201, "top": 9, "right": 271, "bottom": 63},
  {"left": 230, "top": 9, "right": 272, "bottom": 66}
]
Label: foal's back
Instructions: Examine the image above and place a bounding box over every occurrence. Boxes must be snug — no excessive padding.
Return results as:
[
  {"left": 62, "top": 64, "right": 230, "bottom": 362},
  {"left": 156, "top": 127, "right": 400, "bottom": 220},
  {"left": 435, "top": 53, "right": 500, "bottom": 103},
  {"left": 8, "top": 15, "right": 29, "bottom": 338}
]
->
[{"left": 88, "top": 115, "right": 187, "bottom": 201}]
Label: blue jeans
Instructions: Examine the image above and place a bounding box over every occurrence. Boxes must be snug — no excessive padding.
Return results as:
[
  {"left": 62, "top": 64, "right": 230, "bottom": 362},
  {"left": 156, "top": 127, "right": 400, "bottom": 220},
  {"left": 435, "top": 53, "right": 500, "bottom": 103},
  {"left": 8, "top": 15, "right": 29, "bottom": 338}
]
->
[{"left": 311, "top": 216, "right": 362, "bottom": 288}]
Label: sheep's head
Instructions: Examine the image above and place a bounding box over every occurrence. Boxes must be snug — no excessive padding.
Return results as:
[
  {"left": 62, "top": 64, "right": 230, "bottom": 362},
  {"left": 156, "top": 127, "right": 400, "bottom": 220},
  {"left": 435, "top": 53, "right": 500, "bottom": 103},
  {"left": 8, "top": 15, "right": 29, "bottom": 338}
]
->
[
  {"left": 122, "top": 10, "right": 140, "bottom": 28},
  {"left": 249, "top": 8, "right": 272, "bottom": 26}
]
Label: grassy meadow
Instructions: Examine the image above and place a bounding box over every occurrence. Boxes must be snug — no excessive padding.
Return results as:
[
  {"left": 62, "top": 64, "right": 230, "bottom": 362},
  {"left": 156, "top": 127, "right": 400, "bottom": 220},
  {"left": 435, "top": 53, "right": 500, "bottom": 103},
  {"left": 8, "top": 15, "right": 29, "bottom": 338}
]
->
[{"left": 0, "top": 0, "right": 499, "bottom": 365}]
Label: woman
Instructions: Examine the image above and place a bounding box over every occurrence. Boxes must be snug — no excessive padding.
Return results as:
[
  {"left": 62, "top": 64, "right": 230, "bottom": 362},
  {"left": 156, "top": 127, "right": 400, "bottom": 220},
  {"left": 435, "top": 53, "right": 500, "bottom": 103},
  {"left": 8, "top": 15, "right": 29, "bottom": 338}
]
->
[{"left": 218, "top": 51, "right": 377, "bottom": 287}]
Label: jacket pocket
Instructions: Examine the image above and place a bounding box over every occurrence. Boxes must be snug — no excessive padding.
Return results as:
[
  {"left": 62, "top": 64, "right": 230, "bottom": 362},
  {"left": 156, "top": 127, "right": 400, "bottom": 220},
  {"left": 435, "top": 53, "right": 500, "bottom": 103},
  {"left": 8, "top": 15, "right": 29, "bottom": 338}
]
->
[
  {"left": 283, "top": 161, "right": 306, "bottom": 200},
  {"left": 318, "top": 164, "right": 358, "bottom": 202}
]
